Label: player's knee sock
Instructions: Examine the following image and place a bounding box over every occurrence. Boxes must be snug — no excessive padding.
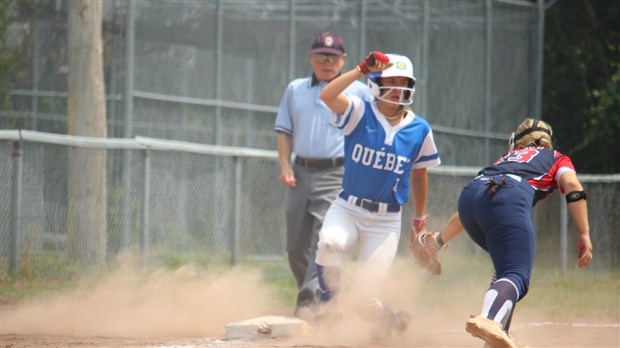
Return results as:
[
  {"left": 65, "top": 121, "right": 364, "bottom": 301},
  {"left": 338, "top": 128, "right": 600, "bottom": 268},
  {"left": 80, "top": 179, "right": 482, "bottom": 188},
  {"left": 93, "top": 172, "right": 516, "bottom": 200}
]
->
[
  {"left": 480, "top": 278, "right": 519, "bottom": 330},
  {"left": 504, "top": 302, "right": 516, "bottom": 332},
  {"left": 317, "top": 264, "right": 339, "bottom": 302}
]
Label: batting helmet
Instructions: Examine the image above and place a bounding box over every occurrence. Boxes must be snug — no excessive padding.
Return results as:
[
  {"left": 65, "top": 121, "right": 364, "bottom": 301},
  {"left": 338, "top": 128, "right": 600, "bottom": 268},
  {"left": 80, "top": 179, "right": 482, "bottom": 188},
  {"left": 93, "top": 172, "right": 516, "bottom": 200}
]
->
[{"left": 368, "top": 53, "right": 416, "bottom": 105}]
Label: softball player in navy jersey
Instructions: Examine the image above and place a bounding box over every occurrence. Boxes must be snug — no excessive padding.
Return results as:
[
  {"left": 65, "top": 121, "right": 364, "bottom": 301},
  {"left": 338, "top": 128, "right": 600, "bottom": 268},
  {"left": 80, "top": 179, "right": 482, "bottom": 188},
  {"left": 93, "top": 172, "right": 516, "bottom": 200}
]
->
[
  {"left": 436, "top": 118, "right": 593, "bottom": 348},
  {"left": 315, "top": 52, "right": 441, "bottom": 337}
]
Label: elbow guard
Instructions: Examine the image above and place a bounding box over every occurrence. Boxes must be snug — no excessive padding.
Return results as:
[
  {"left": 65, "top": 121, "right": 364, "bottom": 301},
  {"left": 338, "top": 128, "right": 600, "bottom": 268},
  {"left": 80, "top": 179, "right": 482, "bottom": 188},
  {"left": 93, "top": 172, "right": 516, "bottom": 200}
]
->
[{"left": 566, "top": 190, "right": 587, "bottom": 204}]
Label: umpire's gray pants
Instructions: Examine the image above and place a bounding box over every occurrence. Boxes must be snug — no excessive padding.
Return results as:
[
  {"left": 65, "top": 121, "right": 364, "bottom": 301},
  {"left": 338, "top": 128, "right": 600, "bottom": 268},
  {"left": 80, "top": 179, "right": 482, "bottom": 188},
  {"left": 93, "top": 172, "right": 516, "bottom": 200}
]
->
[{"left": 285, "top": 164, "right": 343, "bottom": 301}]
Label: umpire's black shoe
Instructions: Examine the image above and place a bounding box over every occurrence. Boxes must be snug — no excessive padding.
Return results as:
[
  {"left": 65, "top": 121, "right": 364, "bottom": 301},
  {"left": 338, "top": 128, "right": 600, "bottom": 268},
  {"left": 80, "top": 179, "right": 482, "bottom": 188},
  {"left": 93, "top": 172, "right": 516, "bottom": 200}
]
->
[
  {"left": 294, "top": 288, "right": 317, "bottom": 321},
  {"left": 394, "top": 310, "right": 411, "bottom": 332}
]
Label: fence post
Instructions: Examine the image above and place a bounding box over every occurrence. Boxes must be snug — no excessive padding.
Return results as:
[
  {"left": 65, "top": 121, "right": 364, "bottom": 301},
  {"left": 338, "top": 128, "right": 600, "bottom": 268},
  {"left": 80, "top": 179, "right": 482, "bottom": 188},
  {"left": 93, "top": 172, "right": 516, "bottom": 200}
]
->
[
  {"left": 232, "top": 157, "right": 242, "bottom": 265},
  {"left": 484, "top": 0, "right": 493, "bottom": 164},
  {"left": 560, "top": 195, "right": 568, "bottom": 276},
  {"left": 140, "top": 149, "right": 151, "bottom": 266},
  {"left": 122, "top": 0, "right": 136, "bottom": 250},
  {"left": 10, "top": 140, "right": 23, "bottom": 277},
  {"left": 215, "top": 0, "right": 223, "bottom": 144}
]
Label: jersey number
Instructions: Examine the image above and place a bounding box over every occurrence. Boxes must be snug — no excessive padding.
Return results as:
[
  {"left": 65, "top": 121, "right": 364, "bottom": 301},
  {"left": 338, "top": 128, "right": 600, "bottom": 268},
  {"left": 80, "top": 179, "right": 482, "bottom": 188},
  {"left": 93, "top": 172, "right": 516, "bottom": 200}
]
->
[{"left": 504, "top": 148, "right": 540, "bottom": 163}]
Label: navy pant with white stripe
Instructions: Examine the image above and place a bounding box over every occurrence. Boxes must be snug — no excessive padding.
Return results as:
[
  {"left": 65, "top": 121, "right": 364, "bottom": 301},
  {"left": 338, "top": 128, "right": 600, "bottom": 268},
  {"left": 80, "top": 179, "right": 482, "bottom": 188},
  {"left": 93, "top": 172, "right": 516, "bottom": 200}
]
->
[{"left": 458, "top": 175, "right": 536, "bottom": 301}]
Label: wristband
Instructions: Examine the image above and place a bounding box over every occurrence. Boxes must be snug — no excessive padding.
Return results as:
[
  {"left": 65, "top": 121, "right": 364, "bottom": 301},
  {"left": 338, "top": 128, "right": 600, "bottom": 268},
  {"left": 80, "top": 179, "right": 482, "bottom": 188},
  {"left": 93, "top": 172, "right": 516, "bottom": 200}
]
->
[
  {"left": 435, "top": 233, "right": 446, "bottom": 248},
  {"left": 356, "top": 63, "right": 369, "bottom": 75},
  {"left": 412, "top": 214, "right": 428, "bottom": 232}
]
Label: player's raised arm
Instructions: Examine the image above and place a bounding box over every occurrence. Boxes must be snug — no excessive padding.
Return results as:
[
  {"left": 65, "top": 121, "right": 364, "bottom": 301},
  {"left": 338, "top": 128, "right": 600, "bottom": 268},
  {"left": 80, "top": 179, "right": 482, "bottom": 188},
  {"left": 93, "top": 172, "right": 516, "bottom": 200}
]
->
[{"left": 320, "top": 51, "right": 391, "bottom": 115}]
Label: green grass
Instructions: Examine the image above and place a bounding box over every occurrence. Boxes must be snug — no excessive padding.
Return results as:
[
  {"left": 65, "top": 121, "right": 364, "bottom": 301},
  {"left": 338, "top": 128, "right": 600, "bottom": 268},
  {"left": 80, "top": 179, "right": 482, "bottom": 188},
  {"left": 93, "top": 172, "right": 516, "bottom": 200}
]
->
[
  {"left": 523, "top": 268, "right": 620, "bottom": 320},
  {"left": 0, "top": 277, "right": 79, "bottom": 303},
  {"left": 432, "top": 251, "right": 620, "bottom": 321},
  {"left": 2, "top": 253, "right": 617, "bottom": 323}
]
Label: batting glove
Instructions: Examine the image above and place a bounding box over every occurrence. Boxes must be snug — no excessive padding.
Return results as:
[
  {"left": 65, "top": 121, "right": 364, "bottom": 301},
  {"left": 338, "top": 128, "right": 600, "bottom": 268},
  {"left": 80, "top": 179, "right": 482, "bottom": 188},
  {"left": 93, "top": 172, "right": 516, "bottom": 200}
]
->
[{"left": 357, "top": 51, "right": 390, "bottom": 75}]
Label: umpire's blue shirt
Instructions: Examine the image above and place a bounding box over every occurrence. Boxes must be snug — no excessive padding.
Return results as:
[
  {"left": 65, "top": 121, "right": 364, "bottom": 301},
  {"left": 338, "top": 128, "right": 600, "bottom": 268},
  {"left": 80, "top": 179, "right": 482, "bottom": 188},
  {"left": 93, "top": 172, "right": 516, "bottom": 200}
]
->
[{"left": 274, "top": 74, "right": 371, "bottom": 159}]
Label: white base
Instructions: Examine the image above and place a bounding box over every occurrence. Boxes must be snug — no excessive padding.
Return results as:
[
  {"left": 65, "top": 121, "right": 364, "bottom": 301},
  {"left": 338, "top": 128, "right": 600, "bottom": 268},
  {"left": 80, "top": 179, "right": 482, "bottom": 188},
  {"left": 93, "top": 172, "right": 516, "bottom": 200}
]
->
[{"left": 225, "top": 315, "right": 309, "bottom": 339}]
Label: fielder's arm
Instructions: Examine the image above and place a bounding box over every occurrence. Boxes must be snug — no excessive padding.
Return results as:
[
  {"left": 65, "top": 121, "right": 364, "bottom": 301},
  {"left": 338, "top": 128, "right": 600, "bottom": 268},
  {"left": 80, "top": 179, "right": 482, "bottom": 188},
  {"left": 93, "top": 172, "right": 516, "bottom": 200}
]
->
[
  {"left": 559, "top": 171, "right": 593, "bottom": 267},
  {"left": 437, "top": 212, "right": 464, "bottom": 245}
]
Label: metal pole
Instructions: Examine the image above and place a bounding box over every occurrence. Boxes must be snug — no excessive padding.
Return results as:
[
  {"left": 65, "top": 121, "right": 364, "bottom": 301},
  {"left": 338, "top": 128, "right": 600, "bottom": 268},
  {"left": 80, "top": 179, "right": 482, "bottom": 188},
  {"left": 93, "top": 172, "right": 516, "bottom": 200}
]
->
[
  {"left": 215, "top": 0, "right": 223, "bottom": 145},
  {"left": 31, "top": 16, "right": 40, "bottom": 130},
  {"left": 140, "top": 149, "right": 151, "bottom": 266},
  {"left": 10, "top": 141, "right": 23, "bottom": 277},
  {"left": 560, "top": 196, "right": 568, "bottom": 276},
  {"left": 534, "top": 0, "right": 545, "bottom": 116},
  {"left": 484, "top": 0, "right": 493, "bottom": 165},
  {"left": 122, "top": 0, "right": 135, "bottom": 249},
  {"left": 288, "top": 0, "right": 296, "bottom": 81},
  {"left": 421, "top": 0, "right": 430, "bottom": 117},
  {"left": 123, "top": 0, "right": 135, "bottom": 138},
  {"left": 232, "top": 157, "right": 242, "bottom": 265},
  {"left": 359, "top": 1, "right": 367, "bottom": 60}
]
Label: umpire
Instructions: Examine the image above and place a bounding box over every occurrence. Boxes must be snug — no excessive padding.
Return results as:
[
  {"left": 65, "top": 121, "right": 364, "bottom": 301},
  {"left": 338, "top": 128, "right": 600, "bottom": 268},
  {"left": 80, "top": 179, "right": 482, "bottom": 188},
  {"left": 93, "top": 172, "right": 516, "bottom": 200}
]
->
[{"left": 274, "top": 31, "right": 370, "bottom": 319}]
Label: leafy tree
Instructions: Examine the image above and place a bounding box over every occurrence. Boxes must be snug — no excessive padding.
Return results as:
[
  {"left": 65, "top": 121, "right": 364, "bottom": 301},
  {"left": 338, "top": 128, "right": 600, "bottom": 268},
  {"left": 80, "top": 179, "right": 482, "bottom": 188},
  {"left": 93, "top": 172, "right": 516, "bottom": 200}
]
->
[
  {"left": 0, "top": 0, "right": 30, "bottom": 110},
  {"left": 0, "top": 0, "right": 56, "bottom": 126},
  {"left": 544, "top": 0, "right": 620, "bottom": 173}
]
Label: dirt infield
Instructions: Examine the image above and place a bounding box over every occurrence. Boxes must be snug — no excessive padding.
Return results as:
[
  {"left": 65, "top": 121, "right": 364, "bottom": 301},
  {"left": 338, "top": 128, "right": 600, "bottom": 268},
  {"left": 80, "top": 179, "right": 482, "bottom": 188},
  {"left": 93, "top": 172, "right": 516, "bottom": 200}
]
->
[
  {"left": 1, "top": 260, "right": 618, "bottom": 348},
  {"left": 1, "top": 318, "right": 618, "bottom": 347}
]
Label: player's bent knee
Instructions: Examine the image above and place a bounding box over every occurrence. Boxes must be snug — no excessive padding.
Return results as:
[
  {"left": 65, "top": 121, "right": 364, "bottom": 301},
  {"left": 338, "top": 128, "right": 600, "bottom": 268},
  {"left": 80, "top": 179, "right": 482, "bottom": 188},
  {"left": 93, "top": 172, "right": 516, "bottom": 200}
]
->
[
  {"left": 502, "top": 274, "right": 530, "bottom": 300},
  {"left": 316, "top": 244, "right": 342, "bottom": 267}
]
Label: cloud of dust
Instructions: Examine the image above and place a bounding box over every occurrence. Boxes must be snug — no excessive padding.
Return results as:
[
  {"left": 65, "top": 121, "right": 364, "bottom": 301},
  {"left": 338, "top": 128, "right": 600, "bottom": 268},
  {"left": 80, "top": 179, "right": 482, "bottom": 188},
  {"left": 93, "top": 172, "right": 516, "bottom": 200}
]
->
[
  {"left": 1, "top": 254, "right": 481, "bottom": 345},
  {"left": 286, "top": 256, "right": 481, "bottom": 347},
  {"left": 1, "top": 256, "right": 277, "bottom": 338},
  {"left": 283, "top": 257, "right": 437, "bottom": 346}
]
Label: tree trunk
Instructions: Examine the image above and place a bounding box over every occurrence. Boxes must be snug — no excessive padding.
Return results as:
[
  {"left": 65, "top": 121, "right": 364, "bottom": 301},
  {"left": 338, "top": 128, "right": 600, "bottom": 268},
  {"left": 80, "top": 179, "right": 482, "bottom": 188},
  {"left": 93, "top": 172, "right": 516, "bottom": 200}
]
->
[{"left": 67, "top": 0, "right": 107, "bottom": 269}]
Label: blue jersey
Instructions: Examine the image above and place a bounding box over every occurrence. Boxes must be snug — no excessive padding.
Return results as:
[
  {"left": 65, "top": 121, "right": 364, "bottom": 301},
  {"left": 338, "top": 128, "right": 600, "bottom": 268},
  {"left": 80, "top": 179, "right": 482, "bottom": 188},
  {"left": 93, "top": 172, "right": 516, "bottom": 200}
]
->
[
  {"left": 332, "top": 96, "right": 441, "bottom": 205},
  {"left": 274, "top": 75, "right": 371, "bottom": 158}
]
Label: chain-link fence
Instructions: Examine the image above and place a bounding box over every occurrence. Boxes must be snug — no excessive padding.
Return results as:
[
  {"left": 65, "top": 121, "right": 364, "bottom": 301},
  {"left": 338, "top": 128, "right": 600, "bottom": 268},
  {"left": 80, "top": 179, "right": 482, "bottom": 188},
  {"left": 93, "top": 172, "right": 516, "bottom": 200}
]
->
[
  {"left": 1, "top": 131, "right": 618, "bottom": 279},
  {"left": 2, "top": 1, "right": 618, "bottom": 279},
  {"left": 3, "top": 0, "right": 543, "bottom": 167}
]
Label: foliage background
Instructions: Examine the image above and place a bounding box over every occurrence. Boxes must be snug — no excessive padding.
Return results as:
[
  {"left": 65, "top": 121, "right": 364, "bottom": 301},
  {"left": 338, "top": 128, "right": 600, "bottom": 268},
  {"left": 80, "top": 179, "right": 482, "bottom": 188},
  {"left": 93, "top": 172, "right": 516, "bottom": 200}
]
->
[{"left": 543, "top": 0, "right": 620, "bottom": 174}]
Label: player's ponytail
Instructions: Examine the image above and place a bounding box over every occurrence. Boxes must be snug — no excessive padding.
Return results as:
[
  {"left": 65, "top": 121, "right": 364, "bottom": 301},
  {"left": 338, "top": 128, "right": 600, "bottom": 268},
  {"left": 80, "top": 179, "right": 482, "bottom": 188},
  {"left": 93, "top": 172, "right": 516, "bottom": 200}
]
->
[{"left": 512, "top": 118, "right": 554, "bottom": 150}]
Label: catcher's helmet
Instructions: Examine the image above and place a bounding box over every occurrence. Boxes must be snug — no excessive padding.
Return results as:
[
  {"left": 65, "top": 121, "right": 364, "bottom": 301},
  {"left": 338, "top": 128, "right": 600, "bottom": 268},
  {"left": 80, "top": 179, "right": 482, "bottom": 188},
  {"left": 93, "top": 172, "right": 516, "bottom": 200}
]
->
[{"left": 368, "top": 54, "right": 416, "bottom": 105}]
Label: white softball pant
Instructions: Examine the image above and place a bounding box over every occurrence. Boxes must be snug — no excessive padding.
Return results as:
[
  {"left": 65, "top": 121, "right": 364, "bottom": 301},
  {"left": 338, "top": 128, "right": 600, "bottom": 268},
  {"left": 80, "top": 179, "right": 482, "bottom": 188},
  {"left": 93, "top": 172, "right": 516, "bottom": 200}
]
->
[{"left": 315, "top": 197, "right": 401, "bottom": 319}]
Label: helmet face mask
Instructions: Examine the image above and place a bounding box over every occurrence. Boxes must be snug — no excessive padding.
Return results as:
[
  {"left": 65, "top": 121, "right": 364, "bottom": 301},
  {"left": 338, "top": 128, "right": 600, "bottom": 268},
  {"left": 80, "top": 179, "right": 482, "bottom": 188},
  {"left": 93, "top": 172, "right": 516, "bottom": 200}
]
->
[
  {"left": 374, "top": 85, "right": 414, "bottom": 105},
  {"left": 368, "top": 54, "right": 416, "bottom": 106}
]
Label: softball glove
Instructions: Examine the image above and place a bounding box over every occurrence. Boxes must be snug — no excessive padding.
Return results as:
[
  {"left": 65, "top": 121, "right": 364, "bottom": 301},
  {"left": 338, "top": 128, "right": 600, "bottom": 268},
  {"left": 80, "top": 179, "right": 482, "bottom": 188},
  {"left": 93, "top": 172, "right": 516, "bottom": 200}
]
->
[{"left": 410, "top": 231, "right": 444, "bottom": 276}]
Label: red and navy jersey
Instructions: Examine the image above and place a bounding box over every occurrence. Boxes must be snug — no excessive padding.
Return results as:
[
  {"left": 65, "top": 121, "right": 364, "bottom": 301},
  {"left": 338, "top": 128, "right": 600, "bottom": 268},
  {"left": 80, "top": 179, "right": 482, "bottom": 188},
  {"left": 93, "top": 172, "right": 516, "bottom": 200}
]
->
[{"left": 479, "top": 147, "right": 576, "bottom": 204}]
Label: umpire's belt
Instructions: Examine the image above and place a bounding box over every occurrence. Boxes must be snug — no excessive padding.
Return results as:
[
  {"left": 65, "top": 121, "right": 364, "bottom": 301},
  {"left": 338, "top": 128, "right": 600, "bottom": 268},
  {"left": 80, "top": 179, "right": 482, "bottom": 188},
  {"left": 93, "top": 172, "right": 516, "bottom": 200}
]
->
[
  {"left": 295, "top": 156, "right": 344, "bottom": 170},
  {"left": 339, "top": 191, "right": 401, "bottom": 213}
]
